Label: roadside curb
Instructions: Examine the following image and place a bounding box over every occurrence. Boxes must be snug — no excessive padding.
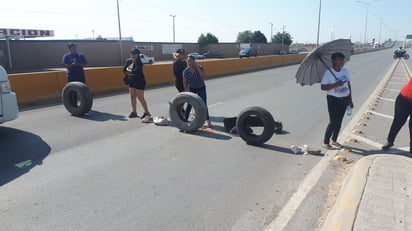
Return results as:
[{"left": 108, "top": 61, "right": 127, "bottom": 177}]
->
[{"left": 320, "top": 154, "right": 411, "bottom": 231}]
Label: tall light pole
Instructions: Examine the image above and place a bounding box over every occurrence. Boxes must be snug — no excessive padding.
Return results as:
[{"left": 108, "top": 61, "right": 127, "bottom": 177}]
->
[
  {"left": 374, "top": 14, "right": 383, "bottom": 46},
  {"left": 116, "top": 0, "right": 124, "bottom": 63},
  {"left": 170, "top": 14, "right": 176, "bottom": 43},
  {"left": 281, "top": 25, "right": 286, "bottom": 49},
  {"left": 356, "top": 0, "right": 379, "bottom": 48},
  {"left": 316, "top": 0, "right": 322, "bottom": 46},
  {"left": 270, "top": 23, "right": 273, "bottom": 43}
]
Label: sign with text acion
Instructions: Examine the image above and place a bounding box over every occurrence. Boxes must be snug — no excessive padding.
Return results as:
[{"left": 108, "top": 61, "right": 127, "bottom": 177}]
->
[
  {"left": 0, "top": 28, "right": 54, "bottom": 38},
  {"left": 406, "top": 34, "right": 412, "bottom": 39}
]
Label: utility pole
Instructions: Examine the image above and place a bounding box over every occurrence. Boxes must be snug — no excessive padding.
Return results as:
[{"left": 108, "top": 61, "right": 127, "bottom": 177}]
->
[
  {"left": 116, "top": 0, "right": 124, "bottom": 63},
  {"left": 356, "top": 0, "right": 379, "bottom": 48},
  {"left": 317, "top": 0, "right": 322, "bottom": 46},
  {"left": 170, "top": 14, "right": 176, "bottom": 43},
  {"left": 281, "top": 25, "right": 286, "bottom": 49},
  {"left": 270, "top": 23, "right": 273, "bottom": 43}
]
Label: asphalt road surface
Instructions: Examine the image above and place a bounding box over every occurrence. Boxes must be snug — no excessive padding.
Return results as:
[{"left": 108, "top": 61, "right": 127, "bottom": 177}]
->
[{"left": 1, "top": 47, "right": 410, "bottom": 231}]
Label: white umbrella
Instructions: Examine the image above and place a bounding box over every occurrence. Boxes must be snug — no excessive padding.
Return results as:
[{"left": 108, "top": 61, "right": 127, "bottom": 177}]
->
[{"left": 295, "top": 39, "right": 353, "bottom": 86}]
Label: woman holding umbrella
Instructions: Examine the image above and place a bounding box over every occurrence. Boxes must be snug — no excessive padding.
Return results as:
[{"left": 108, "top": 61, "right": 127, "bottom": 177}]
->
[{"left": 320, "top": 52, "right": 353, "bottom": 149}]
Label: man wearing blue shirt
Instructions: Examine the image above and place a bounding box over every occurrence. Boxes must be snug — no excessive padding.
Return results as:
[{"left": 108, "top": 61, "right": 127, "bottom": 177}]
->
[{"left": 62, "top": 43, "right": 87, "bottom": 83}]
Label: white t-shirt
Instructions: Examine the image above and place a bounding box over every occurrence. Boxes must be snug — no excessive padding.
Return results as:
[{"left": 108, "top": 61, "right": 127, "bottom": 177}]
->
[{"left": 321, "top": 67, "right": 351, "bottom": 97}]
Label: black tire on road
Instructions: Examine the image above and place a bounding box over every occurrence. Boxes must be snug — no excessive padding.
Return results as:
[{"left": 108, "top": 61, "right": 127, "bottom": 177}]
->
[
  {"left": 169, "top": 92, "right": 207, "bottom": 133},
  {"left": 62, "top": 81, "right": 93, "bottom": 116},
  {"left": 236, "top": 106, "right": 275, "bottom": 145},
  {"left": 404, "top": 54, "right": 410, "bottom": 59}
]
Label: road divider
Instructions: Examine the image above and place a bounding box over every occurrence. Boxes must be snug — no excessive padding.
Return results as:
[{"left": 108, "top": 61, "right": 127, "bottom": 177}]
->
[{"left": 9, "top": 54, "right": 306, "bottom": 106}]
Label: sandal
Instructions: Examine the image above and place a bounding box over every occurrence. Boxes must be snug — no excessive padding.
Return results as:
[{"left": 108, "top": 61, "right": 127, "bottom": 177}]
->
[
  {"left": 331, "top": 142, "right": 344, "bottom": 149},
  {"left": 140, "top": 112, "right": 151, "bottom": 119},
  {"left": 322, "top": 143, "right": 333, "bottom": 150}
]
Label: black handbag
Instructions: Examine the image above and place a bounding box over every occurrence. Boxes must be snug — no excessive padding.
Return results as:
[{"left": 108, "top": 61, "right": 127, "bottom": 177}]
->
[{"left": 123, "top": 75, "right": 130, "bottom": 85}]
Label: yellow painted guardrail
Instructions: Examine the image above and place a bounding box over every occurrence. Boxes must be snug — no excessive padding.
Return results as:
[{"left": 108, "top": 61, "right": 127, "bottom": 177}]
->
[{"left": 9, "top": 54, "right": 306, "bottom": 106}]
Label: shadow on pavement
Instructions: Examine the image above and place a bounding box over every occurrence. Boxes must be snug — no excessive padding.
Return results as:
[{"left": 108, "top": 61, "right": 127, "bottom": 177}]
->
[
  {"left": 254, "top": 143, "right": 303, "bottom": 155},
  {"left": 77, "top": 110, "right": 127, "bottom": 122},
  {"left": 0, "top": 127, "right": 51, "bottom": 186}
]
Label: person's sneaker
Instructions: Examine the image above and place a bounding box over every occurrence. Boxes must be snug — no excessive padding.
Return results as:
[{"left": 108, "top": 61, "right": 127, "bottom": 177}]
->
[
  {"left": 382, "top": 142, "right": 394, "bottom": 150},
  {"left": 140, "top": 112, "right": 151, "bottom": 119},
  {"left": 128, "top": 112, "right": 138, "bottom": 118}
]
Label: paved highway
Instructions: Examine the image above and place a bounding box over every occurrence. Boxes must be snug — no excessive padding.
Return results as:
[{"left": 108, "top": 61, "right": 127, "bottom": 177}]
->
[{"left": 0, "top": 47, "right": 410, "bottom": 230}]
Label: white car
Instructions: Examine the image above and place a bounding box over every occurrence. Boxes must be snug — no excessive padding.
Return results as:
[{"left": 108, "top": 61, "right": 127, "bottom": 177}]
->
[
  {"left": 140, "top": 54, "right": 155, "bottom": 64},
  {"left": 0, "top": 65, "right": 18, "bottom": 123},
  {"left": 188, "top": 53, "right": 205, "bottom": 60}
]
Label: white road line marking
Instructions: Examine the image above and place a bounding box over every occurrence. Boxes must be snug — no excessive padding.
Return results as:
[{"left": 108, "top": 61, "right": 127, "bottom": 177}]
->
[
  {"left": 377, "top": 97, "right": 395, "bottom": 102},
  {"left": 209, "top": 102, "right": 223, "bottom": 108},
  {"left": 264, "top": 150, "right": 337, "bottom": 231},
  {"left": 388, "top": 82, "right": 407, "bottom": 85},
  {"left": 367, "top": 110, "right": 394, "bottom": 120},
  {"left": 385, "top": 88, "right": 401, "bottom": 92},
  {"left": 349, "top": 134, "right": 383, "bottom": 148}
]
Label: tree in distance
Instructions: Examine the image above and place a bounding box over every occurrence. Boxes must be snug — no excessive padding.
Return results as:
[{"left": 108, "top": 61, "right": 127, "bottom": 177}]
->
[
  {"left": 237, "top": 30, "right": 267, "bottom": 43},
  {"left": 198, "top": 33, "right": 219, "bottom": 45},
  {"left": 271, "top": 31, "right": 293, "bottom": 45}
]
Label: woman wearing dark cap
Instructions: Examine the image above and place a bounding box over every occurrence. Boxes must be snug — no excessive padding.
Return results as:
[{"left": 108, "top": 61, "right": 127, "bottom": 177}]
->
[
  {"left": 320, "top": 52, "right": 353, "bottom": 149},
  {"left": 123, "top": 47, "right": 151, "bottom": 119},
  {"left": 382, "top": 77, "right": 412, "bottom": 154},
  {"left": 173, "top": 49, "right": 187, "bottom": 93}
]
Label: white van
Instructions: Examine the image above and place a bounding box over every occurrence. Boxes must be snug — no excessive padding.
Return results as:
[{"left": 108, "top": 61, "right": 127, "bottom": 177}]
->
[{"left": 0, "top": 65, "right": 18, "bottom": 123}]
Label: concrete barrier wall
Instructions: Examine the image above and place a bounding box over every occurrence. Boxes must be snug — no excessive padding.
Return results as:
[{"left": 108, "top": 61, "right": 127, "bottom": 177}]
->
[{"left": 9, "top": 54, "right": 306, "bottom": 106}]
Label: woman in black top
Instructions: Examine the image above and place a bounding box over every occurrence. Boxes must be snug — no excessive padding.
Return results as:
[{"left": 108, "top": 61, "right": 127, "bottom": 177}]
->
[{"left": 123, "top": 47, "right": 151, "bottom": 118}]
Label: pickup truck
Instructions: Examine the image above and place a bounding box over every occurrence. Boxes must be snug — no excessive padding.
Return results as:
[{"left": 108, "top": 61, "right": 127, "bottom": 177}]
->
[
  {"left": 0, "top": 65, "right": 19, "bottom": 123},
  {"left": 140, "top": 54, "right": 155, "bottom": 64}
]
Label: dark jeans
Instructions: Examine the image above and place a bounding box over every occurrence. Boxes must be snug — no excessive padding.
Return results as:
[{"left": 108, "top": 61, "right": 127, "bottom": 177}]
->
[
  {"left": 387, "top": 94, "right": 412, "bottom": 146},
  {"left": 324, "top": 95, "right": 350, "bottom": 144},
  {"left": 185, "top": 87, "right": 210, "bottom": 121},
  {"left": 175, "top": 81, "right": 184, "bottom": 93}
]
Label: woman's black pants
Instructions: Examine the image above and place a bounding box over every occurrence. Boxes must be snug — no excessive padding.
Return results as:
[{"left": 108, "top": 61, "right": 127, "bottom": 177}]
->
[
  {"left": 324, "top": 95, "right": 349, "bottom": 144},
  {"left": 387, "top": 94, "right": 412, "bottom": 146}
]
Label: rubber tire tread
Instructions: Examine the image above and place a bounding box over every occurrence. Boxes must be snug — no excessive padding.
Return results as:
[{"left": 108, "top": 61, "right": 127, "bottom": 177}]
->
[
  {"left": 236, "top": 106, "right": 275, "bottom": 145},
  {"left": 62, "top": 82, "right": 93, "bottom": 116},
  {"left": 169, "top": 92, "right": 207, "bottom": 133}
]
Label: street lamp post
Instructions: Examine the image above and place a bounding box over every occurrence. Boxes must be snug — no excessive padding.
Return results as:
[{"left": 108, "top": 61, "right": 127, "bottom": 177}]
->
[
  {"left": 116, "top": 0, "right": 124, "bottom": 63},
  {"left": 374, "top": 14, "right": 383, "bottom": 46},
  {"left": 316, "top": 0, "right": 322, "bottom": 46},
  {"left": 356, "top": 0, "right": 379, "bottom": 48},
  {"left": 281, "top": 25, "right": 286, "bottom": 49},
  {"left": 270, "top": 23, "right": 273, "bottom": 43},
  {"left": 170, "top": 14, "right": 176, "bottom": 43}
]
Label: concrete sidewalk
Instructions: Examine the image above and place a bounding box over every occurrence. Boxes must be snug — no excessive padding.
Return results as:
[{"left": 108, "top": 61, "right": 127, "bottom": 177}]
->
[{"left": 321, "top": 154, "right": 412, "bottom": 231}]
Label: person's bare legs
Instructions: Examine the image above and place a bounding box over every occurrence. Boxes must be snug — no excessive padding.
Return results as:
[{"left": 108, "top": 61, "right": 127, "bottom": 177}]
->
[
  {"left": 129, "top": 88, "right": 138, "bottom": 114},
  {"left": 136, "top": 89, "right": 150, "bottom": 115}
]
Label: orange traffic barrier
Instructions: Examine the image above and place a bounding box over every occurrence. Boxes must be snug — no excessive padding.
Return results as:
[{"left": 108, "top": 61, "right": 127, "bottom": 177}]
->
[{"left": 9, "top": 54, "right": 306, "bottom": 106}]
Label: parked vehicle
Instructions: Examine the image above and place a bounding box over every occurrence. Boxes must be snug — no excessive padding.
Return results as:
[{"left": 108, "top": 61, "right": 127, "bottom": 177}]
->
[
  {"left": 287, "top": 50, "right": 299, "bottom": 54},
  {"left": 239, "top": 47, "right": 258, "bottom": 58},
  {"left": 0, "top": 65, "right": 19, "bottom": 123},
  {"left": 276, "top": 49, "right": 287, "bottom": 55},
  {"left": 203, "top": 51, "right": 224, "bottom": 58},
  {"left": 140, "top": 54, "right": 155, "bottom": 64},
  {"left": 188, "top": 53, "right": 206, "bottom": 60}
]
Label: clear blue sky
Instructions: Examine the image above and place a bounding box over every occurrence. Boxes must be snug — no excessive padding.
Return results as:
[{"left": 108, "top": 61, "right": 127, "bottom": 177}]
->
[{"left": 0, "top": 0, "right": 410, "bottom": 44}]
